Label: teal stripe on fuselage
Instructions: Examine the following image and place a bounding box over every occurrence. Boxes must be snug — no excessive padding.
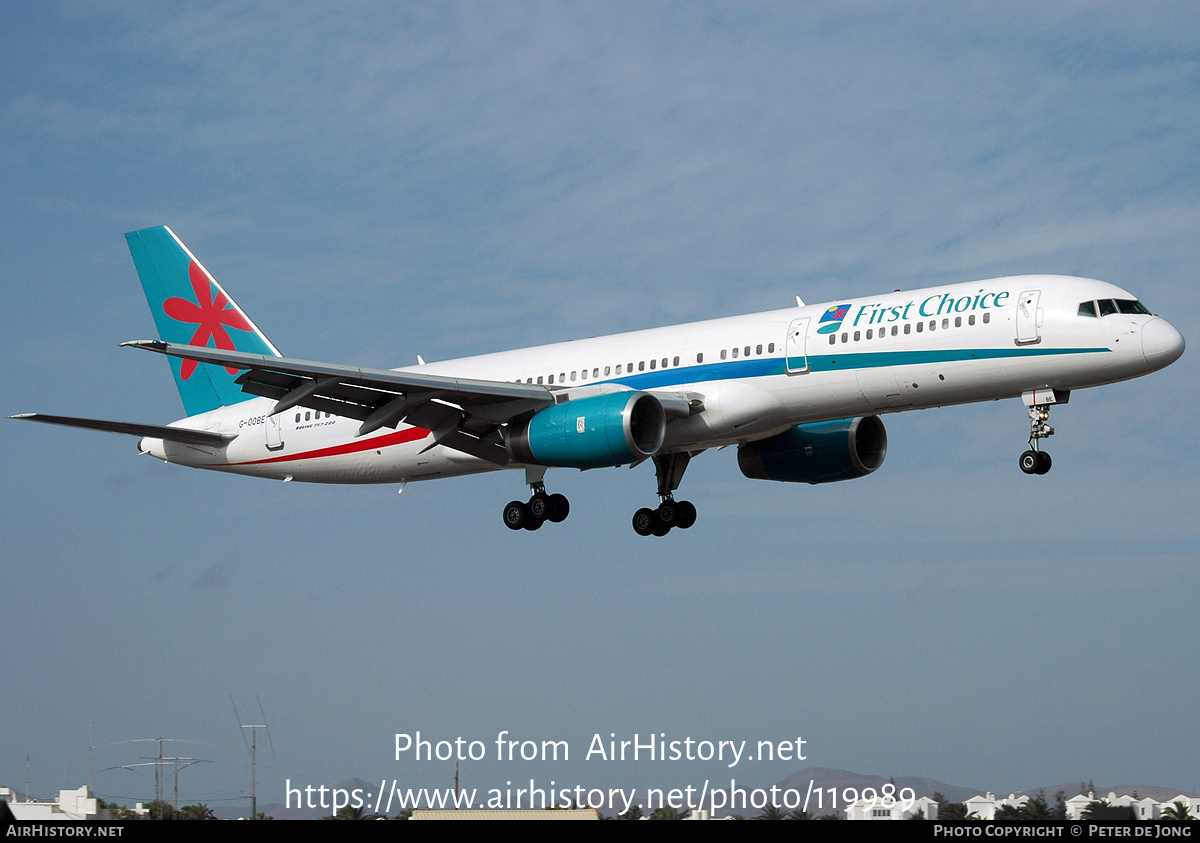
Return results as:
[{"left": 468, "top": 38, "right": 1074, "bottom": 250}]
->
[{"left": 592, "top": 345, "right": 1110, "bottom": 393}]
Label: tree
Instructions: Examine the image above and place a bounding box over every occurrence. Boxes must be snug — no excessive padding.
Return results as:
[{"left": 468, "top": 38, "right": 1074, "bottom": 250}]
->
[
  {"left": 939, "top": 802, "right": 973, "bottom": 821},
  {"left": 106, "top": 804, "right": 140, "bottom": 820},
  {"left": 1082, "top": 800, "right": 1135, "bottom": 821},
  {"left": 754, "top": 804, "right": 787, "bottom": 820},
  {"left": 648, "top": 806, "right": 689, "bottom": 820},
  {"left": 1019, "top": 792, "right": 1055, "bottom": 821},
  {"left": 614, "top": 805, "right": 643, "bottom": 820},
  {"left": 787, "top": 808, "right": 810, "bottom": 820},
  {"left": 146, "top": 800, "right": 175, "bottom": 821},
  {"left": 179, "top": 803, "right": 216, "bottom": 820},
  {"left": 1162, "top": 801, "right": 1193, "bottom": 821}
]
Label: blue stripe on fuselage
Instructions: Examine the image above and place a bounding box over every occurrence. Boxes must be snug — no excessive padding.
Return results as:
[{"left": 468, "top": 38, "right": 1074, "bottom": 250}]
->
[{"left": 591, "top": 346, "right": 1110, "bottom": 392}]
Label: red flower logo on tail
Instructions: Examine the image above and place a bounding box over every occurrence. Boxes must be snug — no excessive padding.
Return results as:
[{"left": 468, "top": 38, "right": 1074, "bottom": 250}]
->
[{"left": 162, "top": 261, "right": 254, "bottom": 379}]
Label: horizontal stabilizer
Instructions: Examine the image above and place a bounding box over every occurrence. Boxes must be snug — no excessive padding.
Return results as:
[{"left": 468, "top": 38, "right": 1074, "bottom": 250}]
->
[{"left": 10, "top": 413, "right": 236, "bottom": 447}]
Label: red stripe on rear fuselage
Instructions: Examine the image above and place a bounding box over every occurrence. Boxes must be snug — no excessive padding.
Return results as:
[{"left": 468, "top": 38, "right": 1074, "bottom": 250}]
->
[{"left": 230, "top": 426, "right": 430, "bottom": 466}]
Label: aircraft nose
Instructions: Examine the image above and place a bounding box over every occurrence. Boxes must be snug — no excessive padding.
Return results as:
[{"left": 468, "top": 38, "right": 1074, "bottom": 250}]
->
[{"left": 1141, "top": 317, "right": 1185, "bottom": 370}]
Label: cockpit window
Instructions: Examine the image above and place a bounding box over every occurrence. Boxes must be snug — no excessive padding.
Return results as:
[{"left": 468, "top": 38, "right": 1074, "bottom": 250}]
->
[
  {"left": 1078, "top": 301, "right": 1097, "bottom": 317},
  {"left": 1116, "top": 299, "right": 1150, "bottom": 315},
  {"left": 1097, "top": 299, "right": 1118, "bottom": 317}
]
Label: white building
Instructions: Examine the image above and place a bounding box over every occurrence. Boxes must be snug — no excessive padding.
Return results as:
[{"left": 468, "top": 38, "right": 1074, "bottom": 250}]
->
[
  {"left": 845, "top": 795, "right": 939, "bottom": 820},
  {"left": 0, "top": 785, "right": 108, "bottom": 821}
]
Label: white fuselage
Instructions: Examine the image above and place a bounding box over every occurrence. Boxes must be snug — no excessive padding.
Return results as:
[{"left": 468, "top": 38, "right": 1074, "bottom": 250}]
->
[{"left": 141, "top": 275, "right": 1183, "bottom": 483}]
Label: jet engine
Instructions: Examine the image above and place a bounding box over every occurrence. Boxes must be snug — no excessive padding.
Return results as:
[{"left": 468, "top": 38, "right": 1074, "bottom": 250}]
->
[
  {"left": 737, "top": 416, "right": 887, "bottom": 484},
  {"left": 505, "top": 391, "right": 666, "bottom": 469}
]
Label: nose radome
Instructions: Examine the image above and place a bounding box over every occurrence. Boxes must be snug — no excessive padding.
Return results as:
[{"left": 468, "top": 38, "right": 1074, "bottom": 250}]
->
[{"left": 1141, "top": 318, "right": 1185, "bottom": 369}]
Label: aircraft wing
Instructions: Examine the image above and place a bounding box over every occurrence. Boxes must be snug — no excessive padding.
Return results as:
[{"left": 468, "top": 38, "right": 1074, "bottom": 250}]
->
[
  {"left": 122, "top": 340, "right": 557, "bottom": 465},
  {"left": 10, "top": 413, "right": 236, "bottom": 447}
]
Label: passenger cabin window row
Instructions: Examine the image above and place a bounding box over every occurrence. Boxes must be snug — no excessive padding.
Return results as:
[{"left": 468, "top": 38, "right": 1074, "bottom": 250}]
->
[
  {"left": 1078, "top": 299, "right": 1149, "bottom": 317},
  {"left": 295, "top": 411, "right": 332, "bottom": 422},
  {"left": 829, "top": 312, "right": 990, "bottom": 344},
  {"left": 516, "top": 342, "right": 777, "bottom": 385}
]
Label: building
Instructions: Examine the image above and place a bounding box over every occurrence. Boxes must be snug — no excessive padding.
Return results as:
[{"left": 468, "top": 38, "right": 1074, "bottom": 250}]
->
[{"left": 0, "top": 786, "right": 108, "bottom": 821}]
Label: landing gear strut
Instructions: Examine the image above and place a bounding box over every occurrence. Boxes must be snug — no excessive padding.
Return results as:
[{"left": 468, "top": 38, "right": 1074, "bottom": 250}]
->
[
  {"left": 503, "top": 468, "right": 569, "bottom": 531},
  {"left": 1019, "top": 403, "right": 1054, "bottom": 475},
  {"left": 633, "top": 452, "right": 699, "bottom": 536}
]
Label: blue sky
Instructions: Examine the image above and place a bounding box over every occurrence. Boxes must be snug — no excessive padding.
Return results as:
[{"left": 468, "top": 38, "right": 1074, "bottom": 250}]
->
[{"left": 2, "top": 2, "right": 1198, "bottom": 811}]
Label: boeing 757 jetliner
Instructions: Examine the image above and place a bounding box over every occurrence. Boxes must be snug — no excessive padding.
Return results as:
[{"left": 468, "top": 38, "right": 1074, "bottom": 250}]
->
[{"left": 13, "top": 226, "right": 1185, "bottom": 535}]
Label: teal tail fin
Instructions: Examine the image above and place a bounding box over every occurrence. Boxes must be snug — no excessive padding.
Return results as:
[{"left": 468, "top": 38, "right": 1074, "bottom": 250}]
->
[{"left": 125, "top": 226, "right": 281, "bottom": 416}]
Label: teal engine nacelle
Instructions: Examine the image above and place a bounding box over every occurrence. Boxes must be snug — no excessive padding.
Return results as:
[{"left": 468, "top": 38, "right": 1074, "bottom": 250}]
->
[
  {"left": 737, "top": 416, "right": 887, "bottom": 484},
  {"left": 505, "top": 391, "right": 667, "bottom": 469}
]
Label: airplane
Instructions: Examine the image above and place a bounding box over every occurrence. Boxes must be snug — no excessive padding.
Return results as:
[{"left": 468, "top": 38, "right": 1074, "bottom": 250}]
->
[{"left": 12, "top": 226, "right": 1185, "bottom": 536}]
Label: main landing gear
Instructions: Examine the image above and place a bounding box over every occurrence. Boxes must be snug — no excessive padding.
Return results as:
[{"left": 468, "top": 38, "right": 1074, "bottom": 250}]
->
[
  {"left": 1019, "top": 402, "right": 1054, "bottom": 475},
  {"left": 632, "top": 452, "right": 698, "bottom": 537},
  {"left": 503, "top": 468, "right": 570, "bottom": 531}
]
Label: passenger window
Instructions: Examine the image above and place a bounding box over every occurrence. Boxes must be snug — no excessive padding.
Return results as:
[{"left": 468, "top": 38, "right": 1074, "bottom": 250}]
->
[
  {"left": 295, "top": 413, "right": 301, "bottom": 423},
  {"left": 649, "top": 359, "right": 656, "bottom": 370},
  {"left": 731, "top": 347, "right": 739, "bottom": 358},
  {"left": 673, "top": 356, "right": 679, "bottom": 366},
  {"left": 904, "top": 324, "right": 911, "bottom": 334},
  {"left": 853, "top": 331, "right": 860, "bottom": 341},
  {"left": 744, "top": 346, "right": 750, "bottom": 357},
  {"left": 638, "top": 361, "right": 645, "bottom": 371},
  {"left": 866, "top": 329, "right": 873, "bottom": 340},
  {"left": 604, "top": 366, "right": 610, "bottom": 376},
  {"left": 548, "top": 374, "right": 554, "bottom": 384},
  {"left": 615, "top": 365, "right": 622, "bottom": 374},
  {"left": 829, "top": 334, "right": 836, "bottom": 345},
  {"left": 527, "top": 378, "right": 533, "bottom": 383},
  {"left": 627, "top": 362, "right": 633, "bottom": 371},
  {"left": 696, "top": 353, "right": 703, "bottom": 363},
  {"left": 560, "top": 373, "right": 565, "bottom": 382},
  {"left": 983, "top": 312, "right": 990, "bottom": 323},
  {"left": 841, "top": 333, "right": 848, "bottom": 343},
  {"left": 756, "top": 344, "right": 763, "bottom": 355},
  {"left": 1078, "top": 301, "right": 1097, "bottom": 317},
  {"left": 892, "top": 325, "right": 899, "bottom": 336},
  {"left": 942, "top": 319, "right": 949, "bottom": 329},
  {"left": 662, "top": 358, "right": 668, "bottom": 368},
  {"left": 581, "top": 369, "right": 587, "bottom": 380},
  {"left": 768, "top": 342, "right": 775, "bottom": 353},
  {"left": 571, "top": 371, "right": 577, "bottom": 381},
  {"left": 537, "top": 376, "right": 543, "bottom": 384},
  {"left": 954, "top": 317, "right": 961, "bottom": 328},
  {"left": 929, "top": 321, "right": 936, "bottom": 331},
  {"left": 721, "top": 349, "right": 727, "bottom": 360},
  {"left": 968, "top": 315, "right": 975, "bottom": 325},
  {"left": 305, "top": 411, "right": 311, "bottom": 421},
  {"left": 1098, "top": 299, "right": 1118, "bottom": 316},
  {"left": 916, "top": 322, "right": 923, "bottom": 333}
]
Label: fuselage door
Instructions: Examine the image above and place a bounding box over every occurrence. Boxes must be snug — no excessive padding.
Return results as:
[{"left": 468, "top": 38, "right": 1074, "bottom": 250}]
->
[
  {"left": 1016, "top": 290, "right": 1042, "bottom": 345},
  {"left": 265, "top": 413, "right": 284, "bottom": 451},
  {"left": 785, "top": 317, "right": 810, "bottom": 374}
]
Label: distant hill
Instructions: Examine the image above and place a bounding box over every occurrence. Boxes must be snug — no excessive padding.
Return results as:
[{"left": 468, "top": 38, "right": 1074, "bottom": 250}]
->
[{"left": 776, "top": 767, "right": 983, "bottom": 806}]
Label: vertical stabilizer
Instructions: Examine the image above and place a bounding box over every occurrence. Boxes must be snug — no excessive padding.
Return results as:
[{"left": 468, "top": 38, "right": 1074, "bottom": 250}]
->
[{"left": 125, "top": 226, "right": 281, "bottom": 416}]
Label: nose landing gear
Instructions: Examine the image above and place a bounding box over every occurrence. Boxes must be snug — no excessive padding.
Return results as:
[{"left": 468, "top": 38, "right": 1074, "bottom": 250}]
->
[
  {"left": 1019, "top": 400, "right": 1055, "bottom": 475},
  {"left": 632, "top": 452, "right": 699, "bottom": 536}
]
